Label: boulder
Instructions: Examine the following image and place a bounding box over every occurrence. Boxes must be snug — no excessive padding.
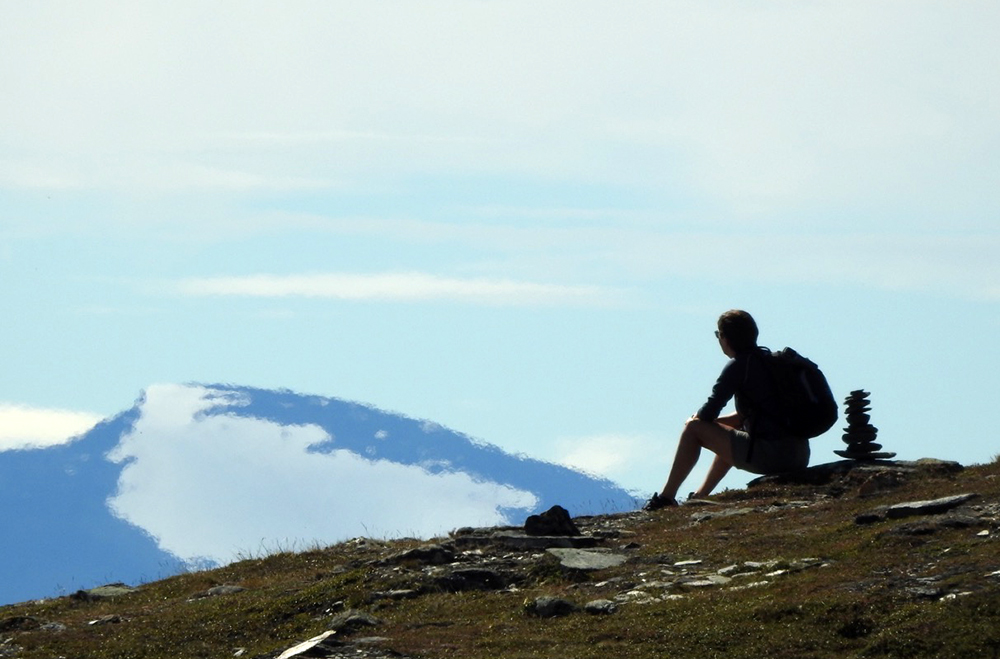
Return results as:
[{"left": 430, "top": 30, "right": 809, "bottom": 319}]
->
[{"left": 524, "top": 505, "right": 580, "bottom": 536}]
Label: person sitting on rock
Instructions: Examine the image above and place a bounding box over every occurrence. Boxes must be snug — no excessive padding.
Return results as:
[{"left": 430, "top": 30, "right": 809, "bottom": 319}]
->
[{"left": 645, "top": 309, "right": 810, "bottom": 510}]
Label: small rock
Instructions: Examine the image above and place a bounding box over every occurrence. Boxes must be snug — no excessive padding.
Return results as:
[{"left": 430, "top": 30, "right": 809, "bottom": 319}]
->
[
  {"left": 434, "top": 568, "right": 514, "bottom": 592},
  {"left": 328, "top": 609, "right": 381, "bottom": 634},
  {"left": 584, "top": 599, "right": 618, "bottom": 615},
  {"left": 855, "top": 511, "right": 883, "bottom": 525},
  {"left": 615, "top": 590, "right": 663, "bottom": 604},
  {"left": 906, "top": 586, "right": 943, "bottom": 600},
  {"left": 189, "top": 585, "right": 247, "bottom": 600},
  {"left": 70, "top": 583, "right": 137, "bottom": 601},
  {"left": 354, "top": 636, "right": 392, "bottom": 646},
  {"left": 88, "top": 615, "right": 122, "bottom": 626},
  {"left": 681, "top": 574, "right": 732, "bottom": 588},
  {"left": 690, "top": 507, "right": 753, "bottom": 523},
  {"left": 368, "top": 589, "right": 420, "bottom": 602},
  {"left": 40, "top": 622, "right": 67, "bottom": 633},
  {"left": 526, "top": 596, "right": 577, "bottom": 618},
  {"left": 683, "top": 498, "right": 723, "bottom": 507},
  {"left": 381, "top": 544, "right": 455, "bottom": 566}
]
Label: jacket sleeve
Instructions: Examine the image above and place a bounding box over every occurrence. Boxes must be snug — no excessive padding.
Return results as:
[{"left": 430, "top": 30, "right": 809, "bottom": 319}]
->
[{"left": 695, "top": 358, "right": 741, "bottom": 421}]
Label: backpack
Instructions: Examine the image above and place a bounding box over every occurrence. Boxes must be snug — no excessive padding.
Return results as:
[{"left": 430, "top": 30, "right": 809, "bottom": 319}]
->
[{"left": 755, "top": 347, "right": 838, "bottom": 439}]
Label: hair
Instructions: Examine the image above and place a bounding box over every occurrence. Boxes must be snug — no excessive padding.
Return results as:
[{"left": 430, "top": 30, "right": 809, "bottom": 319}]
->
[{"left": 717, "top": 309, "right": 759, "bottom": 353}]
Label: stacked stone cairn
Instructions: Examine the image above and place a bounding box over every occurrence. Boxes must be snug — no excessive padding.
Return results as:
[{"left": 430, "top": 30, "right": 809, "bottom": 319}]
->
[{"left": 834, "top": 389, "right": 895, "bottom": 460}]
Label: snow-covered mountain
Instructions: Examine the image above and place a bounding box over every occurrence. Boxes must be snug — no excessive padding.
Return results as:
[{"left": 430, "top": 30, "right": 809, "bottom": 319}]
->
[{"left": 0, "top": 384, "right": 637, "bottom": 606}]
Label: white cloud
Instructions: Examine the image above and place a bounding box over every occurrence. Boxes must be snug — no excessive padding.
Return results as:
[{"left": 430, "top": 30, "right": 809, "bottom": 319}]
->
[
  {"left": 174, "top": 272, "right": 619, "bottom": 307},
  {"left": 551, "top": 433, "right": 669, "bottom": 492},
  {"left": 594, "top": 232, "right": 1000, "bottom": 303},
  {"left": 2, "top": 1, "right": 996, "bottom": 226},
  {"left": 106, "top": 384, "right": 537, "bottom": 564},
  {"left": 0, "top": 405, "right": 103, "bottom": 450},
  {"left": 161, "top": 221, "right": 1000, "bottom": 304}
]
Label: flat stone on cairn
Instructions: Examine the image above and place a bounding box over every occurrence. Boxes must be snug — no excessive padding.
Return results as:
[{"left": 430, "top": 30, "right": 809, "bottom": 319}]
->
[{"left": 834, "top": 389, "right": 895, "bottom": 461}]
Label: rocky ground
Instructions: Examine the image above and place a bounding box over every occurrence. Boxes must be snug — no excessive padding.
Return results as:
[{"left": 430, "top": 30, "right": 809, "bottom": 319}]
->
[{"left": 3, "top": 457, "right": 999, "bottom": 659}]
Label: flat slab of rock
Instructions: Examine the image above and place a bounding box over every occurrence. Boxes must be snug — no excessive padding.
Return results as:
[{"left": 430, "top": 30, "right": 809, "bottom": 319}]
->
[
  {"left": 834, "top": 450, "right": 897, "bottom": 460},
  {"left": 547, "top": 548, "right": 627, "bottom": 571},
  {"left": 885, "top": 493, "right": 979, "bottom": 518},
  {"left": 857, "top": 493, "right": 979, "bottom": 524},
  {"left": 749, "top": 458, "right": 964, "bottom": 487}
]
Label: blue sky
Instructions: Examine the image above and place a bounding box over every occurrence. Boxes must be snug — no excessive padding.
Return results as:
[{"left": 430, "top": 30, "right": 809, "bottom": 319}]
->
[{"left": 1, "top": 2, "right": 998, "bottom": 498}]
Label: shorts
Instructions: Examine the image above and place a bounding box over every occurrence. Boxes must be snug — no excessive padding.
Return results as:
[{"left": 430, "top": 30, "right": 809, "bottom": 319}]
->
[{"left": 729, "top": 428, "right": 810, "bottom": 475}]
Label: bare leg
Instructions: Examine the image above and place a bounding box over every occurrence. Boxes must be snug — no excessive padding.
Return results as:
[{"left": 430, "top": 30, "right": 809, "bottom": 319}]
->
[
  {"left": 660, "top": 418, "right": 735, "bottom": 500},
  {"left": 692, "top": 454, "right": 732, "bottom": 498}
]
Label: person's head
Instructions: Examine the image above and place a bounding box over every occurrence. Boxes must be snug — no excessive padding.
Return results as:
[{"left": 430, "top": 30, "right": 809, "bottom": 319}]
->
[{"left": 716, "top": 309, "right": 758, "bottom": 353}]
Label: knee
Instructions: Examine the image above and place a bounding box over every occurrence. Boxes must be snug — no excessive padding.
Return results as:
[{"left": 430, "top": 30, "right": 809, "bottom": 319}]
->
[
  {"left": 683, "top": 417, "right": 708, "bottom": 431},
  {"left": 681, "top": 417, "right": 707, "bottom": 441}
]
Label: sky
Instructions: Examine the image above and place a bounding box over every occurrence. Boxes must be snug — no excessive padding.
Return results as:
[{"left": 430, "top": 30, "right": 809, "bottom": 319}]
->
[{"left": 1, "top": 2, "right": 998, "bottom": 499}]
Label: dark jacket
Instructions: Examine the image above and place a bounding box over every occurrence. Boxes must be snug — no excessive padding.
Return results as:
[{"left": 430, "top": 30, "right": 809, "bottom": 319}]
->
[{"left": 695, "top": 347, "right": 787, "bottom": 440}]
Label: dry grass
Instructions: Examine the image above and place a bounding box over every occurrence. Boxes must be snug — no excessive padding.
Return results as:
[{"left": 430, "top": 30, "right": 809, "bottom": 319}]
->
[{"left": 3, "top": 461, "right": 1000, "bottom": 658}]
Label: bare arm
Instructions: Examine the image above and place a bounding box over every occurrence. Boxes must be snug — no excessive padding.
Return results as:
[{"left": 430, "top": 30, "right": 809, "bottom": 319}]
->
[{"left": 690, "top": 412, "right": 742, "bottom": 430}]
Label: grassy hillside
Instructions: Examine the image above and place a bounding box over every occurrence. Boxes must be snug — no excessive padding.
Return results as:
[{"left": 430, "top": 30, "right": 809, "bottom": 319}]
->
[{"left": 3, "top": 457, "right": 999, "bottom": 659}]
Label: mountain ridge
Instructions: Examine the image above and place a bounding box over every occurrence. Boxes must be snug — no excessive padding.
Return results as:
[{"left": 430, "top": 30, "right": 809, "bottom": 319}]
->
[{"left": 0, "top": 383, "right": 635, "bottom": 606}]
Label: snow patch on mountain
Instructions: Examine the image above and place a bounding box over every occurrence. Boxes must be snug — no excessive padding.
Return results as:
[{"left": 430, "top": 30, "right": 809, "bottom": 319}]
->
[{"left": 107, "top": 384, "right": 538, "bottom": 563}]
